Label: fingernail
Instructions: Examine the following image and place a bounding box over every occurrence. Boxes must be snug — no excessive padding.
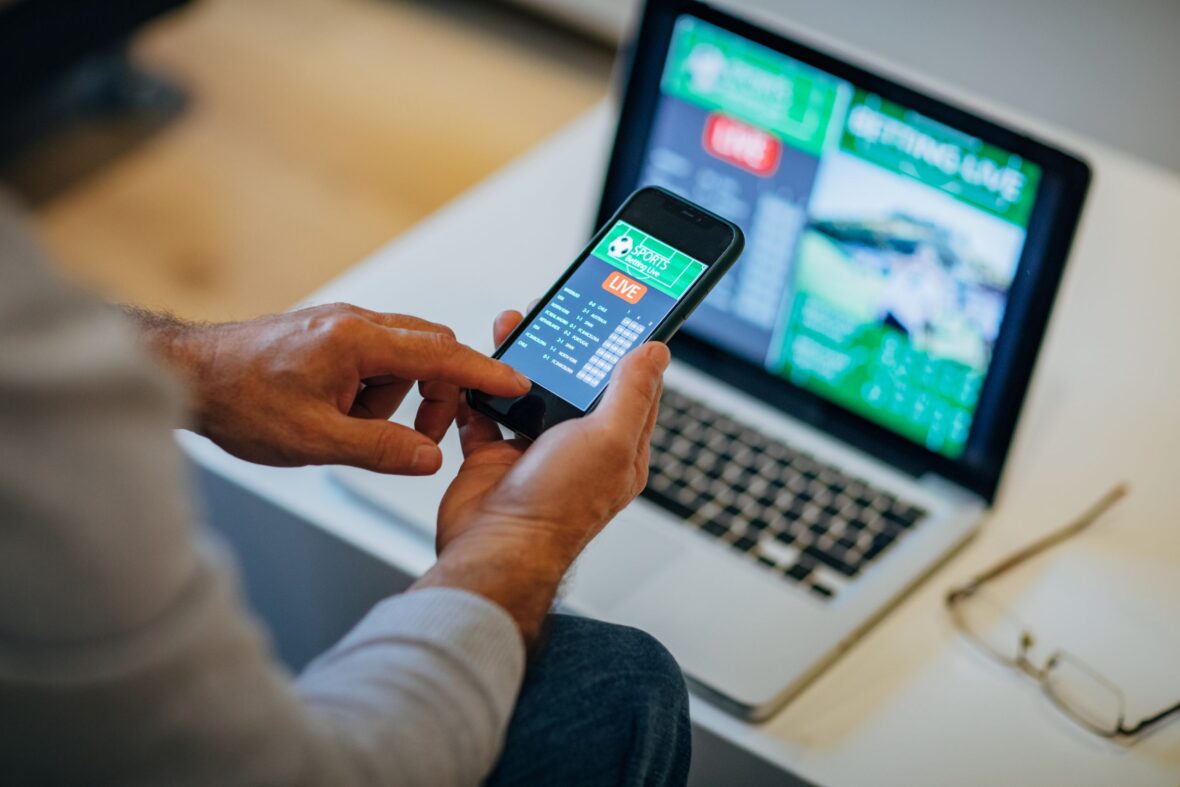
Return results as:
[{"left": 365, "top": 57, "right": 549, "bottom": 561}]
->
[
  {"left": 412, "top": 445, "right": 441, "bottom": 473},
  {"left": 513, "top": 371, "right": 532, "bottom": 389}
]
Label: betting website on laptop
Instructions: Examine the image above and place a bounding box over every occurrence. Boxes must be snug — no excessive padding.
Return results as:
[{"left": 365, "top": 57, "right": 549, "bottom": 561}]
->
[{"left": 640, "top": 16, "right": 1043, "bottom": 460}]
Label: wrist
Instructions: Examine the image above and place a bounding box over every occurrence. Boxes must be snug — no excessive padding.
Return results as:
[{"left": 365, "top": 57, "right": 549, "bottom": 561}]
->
[
  {"left": 412, "top": 524, "right": 576, "bottom": 646},
  {"left": 125, "top": 307, "right": 222, "bottom": 432},
  {"left": 440, "top": 513, "right": 587, "bottom": 569}
]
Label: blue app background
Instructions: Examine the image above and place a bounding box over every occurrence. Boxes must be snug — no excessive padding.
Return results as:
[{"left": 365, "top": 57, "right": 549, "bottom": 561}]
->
[{"left": 501, "top": 255, "right": 679, "bottom": 410}]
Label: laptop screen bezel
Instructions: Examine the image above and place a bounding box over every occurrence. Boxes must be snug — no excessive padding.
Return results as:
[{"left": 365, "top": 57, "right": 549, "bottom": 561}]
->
[{"left": 597, "top": 0, "right": 1091, "bottom": 504}]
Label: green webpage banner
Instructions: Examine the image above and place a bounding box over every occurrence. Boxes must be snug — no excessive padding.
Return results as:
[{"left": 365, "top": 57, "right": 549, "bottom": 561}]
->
[
  {"left": 840, "top": 90, "right": 1042, "bottom": 227},
  {"left": 660, "top": 17, "right": 844, "bottom": 157},
  {"left": 591, "top": 221, "right": 706, "bottom": 300}
]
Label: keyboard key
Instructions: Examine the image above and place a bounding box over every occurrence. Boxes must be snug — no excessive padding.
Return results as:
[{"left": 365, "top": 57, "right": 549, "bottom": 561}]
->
[
  {"left": 903, "top": 503, "right": 927, "bottom": 520},
  {"left": 803, "top": 544, "right": 859, "bottom": 577},
  {"left": 746, "top": 476, "right": 771, "bottom": 497},
  {"left": 809, "top": 583, "right": 834, "bottom": 599},
  {"left": 758, "top": 536, "right": 797, "bottom": 565},
  {"left": 785, "top": 561, "right": 814, "bottom": 582},
  {"left": 863, "top": 532, "right": 898, "bottom": 562},
  {"left": 836, "top": 533, "right": 859, "bottom": 552},
  {"left": 732, "top": 535, "right": 757, "bottom": 552},
  {"left": 812, "top": 564, "right": 850, "bottom": 593},
  {"left": 885, "top": 504, "right": 926, "bottom": 529},
  {"left": 814, "top": 532, "right": 837, "bottom": 552},
  {"left": 701, "top": 521, "right": 728, "bottom": 537},
  {"left": 640, "top": 488, "right": 695, "bottom": 521},
  {"left": 648, "top": 473, "right": 673, "bottom": 491}
]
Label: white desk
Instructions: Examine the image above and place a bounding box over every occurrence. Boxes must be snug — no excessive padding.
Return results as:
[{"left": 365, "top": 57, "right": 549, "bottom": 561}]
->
[{"left": 182, "top": 102, "right": 1180, "bottom": 785}]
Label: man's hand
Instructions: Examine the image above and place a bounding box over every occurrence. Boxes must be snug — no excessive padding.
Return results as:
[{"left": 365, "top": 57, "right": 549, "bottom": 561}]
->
[
  {"left": 131, "top": 304, "right": 530, "bottom": 474},
  {"left": 413, "top": 309, "right": 668, "bottom": 645}
]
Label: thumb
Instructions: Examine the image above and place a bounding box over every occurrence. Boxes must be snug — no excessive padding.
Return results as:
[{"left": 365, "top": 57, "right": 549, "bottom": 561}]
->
[
  {"left": 325, "top": 414, "right": 444, "bottom": 475},
  {"left": 594, "top": 342, "right": 670, "bottom": 430}
]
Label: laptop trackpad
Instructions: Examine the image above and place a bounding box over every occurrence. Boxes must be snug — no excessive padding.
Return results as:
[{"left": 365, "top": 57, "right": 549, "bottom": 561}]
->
[{"left": 569, "top": 515, "right": 685, "bottom": 614}]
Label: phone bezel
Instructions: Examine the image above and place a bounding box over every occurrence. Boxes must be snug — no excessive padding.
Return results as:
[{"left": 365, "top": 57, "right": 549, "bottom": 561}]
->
[{"left": 467, "top": 186, "right": 743, "bottom": 439}]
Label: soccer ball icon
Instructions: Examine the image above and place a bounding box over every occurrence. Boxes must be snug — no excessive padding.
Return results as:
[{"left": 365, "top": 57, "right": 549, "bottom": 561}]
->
[{"left": 608, "top": 234, "right": 634, "bottom": 258}]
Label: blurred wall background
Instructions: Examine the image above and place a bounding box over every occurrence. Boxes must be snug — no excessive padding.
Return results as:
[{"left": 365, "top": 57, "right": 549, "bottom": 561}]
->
[
  {"left": 517, "top": 0, "right": 1180, "bottom": 173},
  {"left": 19, "top": 0, "right": 614, "bottom": 321}
]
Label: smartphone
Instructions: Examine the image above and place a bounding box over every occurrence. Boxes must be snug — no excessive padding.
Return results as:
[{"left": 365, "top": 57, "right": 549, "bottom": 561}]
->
[{"left": 468, "top": 186, "right": 744, "bottom": 439}]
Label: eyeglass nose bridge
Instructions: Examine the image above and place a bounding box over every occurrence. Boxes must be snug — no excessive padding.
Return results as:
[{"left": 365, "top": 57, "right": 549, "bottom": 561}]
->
[{"left": 1011, "top": 630, "right": 1047, "bottom": 679}]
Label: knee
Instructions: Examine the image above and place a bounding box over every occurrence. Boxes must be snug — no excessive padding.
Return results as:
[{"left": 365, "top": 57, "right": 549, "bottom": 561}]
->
[
  {"left": 550, "top": 617, "right": 692, "bottom": 779},
  {"left": 599, "top": 623, "right": 689, "bottom": 717},
  {"left": 542, "top": 615, "right": 687, "bottom": 711},
  {"left": 593, "top": 621, "right": 692, "bottom": 784},
  {"left": 490, "top": 616, "right": 692, "bottom": 786}
]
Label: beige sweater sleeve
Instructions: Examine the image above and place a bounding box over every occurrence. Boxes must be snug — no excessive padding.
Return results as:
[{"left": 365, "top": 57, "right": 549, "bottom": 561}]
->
[{"left": 0, "top": 200, "right": 525, "bottom": 786}]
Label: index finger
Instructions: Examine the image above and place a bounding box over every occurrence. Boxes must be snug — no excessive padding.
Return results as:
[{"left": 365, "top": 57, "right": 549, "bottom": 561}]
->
[{"left": 358, "top": 325, "right": 531, "bottom": 398}]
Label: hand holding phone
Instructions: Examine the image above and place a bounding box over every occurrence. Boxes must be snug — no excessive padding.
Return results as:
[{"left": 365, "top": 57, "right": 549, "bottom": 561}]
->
[
  {"left": 426, "top": 313, "right": 670, "bottom": 644},
  {"left": 468, "top": 187, "right": 744, "bottom": 439},
  {"left": 442, "top": 331, "right": 670, "bottom": 554}
]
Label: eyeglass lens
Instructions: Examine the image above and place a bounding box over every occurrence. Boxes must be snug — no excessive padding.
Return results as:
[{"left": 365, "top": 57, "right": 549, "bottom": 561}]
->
[
  {"left": 1044, "top": 651, "right": 1126, "bottom": 735},
  {"left": 953, "top": 588, "right": 1128, "bottom": 735}
]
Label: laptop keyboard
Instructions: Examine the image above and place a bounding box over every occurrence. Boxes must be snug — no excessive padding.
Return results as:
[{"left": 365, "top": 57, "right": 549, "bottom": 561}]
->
[{"left": 641, "top": 388, "right": 928, "bottom": 601}]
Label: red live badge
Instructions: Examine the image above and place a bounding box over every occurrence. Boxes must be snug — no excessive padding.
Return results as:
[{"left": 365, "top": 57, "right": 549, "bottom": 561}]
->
[
  {"left": 602, "top": 270, "right": 647, "bottom": 304},
  {"left": 702, "top": 113, "right": 781, "bottom": 177}
]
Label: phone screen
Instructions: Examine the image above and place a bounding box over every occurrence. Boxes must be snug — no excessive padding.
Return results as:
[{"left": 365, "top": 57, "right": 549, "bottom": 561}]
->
[{"left": 499, "top": 219, "right": 707, "bottom": 410}]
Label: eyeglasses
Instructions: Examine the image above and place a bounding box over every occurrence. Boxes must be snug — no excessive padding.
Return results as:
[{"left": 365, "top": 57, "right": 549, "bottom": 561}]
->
[{"left": 946, "top": 483, "right": 1180, "bottom": 739}]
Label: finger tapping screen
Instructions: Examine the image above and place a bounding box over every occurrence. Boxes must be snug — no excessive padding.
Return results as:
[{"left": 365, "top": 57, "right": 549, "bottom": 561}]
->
[
  {"left": 500, "top": 220, "right": 706, "bottom": 410},
  {"left": 640, "top": 16, "right": 1043, "bottom": 459}
]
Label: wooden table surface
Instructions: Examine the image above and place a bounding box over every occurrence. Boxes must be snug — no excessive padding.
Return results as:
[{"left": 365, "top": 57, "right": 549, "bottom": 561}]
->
[{"left": 29, "top": 0, "right": 612, "bottom": 321}]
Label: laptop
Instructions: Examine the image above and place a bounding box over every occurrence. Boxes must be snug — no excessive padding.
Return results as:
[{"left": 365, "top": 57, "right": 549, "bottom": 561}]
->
[{"left": 338, "top": 0, "right": 1090, "bottom": 721}]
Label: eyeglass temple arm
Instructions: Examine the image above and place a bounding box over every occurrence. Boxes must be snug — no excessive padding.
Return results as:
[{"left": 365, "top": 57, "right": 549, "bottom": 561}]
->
[
  {"left": 1121, "top": 699, "right": 1180, "bottom": 736},
  {"left": 953, "top": 483, "right": 1128, "bottom": 593}
]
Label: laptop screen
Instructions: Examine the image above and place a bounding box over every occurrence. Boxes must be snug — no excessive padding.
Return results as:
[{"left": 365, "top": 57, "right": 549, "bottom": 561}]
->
[{"left": 637, "top": 16, "right": 1043, "bottom": 460}]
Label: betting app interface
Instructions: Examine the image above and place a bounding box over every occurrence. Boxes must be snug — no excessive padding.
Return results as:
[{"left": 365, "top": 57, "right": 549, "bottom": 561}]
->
[
  {"left": 640, "top": 16, "right": 1043, "bottom": 458},
  {"left": 500, "top": 220, "right": 706, "bottom": 410}
]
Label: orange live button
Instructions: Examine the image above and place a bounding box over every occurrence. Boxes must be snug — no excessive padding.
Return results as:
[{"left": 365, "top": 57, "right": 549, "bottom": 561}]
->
[
  {"left": 703, "top": 112, "right": 781, "bottom": 177},
  {"left": 602, "top": 271, "right": 647, "bottom": 304}
]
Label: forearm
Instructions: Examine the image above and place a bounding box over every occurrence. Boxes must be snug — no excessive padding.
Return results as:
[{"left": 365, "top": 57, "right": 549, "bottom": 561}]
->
[{"left": 296, "top": 587, "right": 525, "bottom": 786}]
